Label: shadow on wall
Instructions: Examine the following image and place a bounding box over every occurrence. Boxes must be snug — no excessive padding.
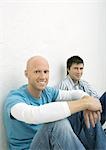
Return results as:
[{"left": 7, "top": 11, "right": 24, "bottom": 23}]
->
[
  {"left": 1, "top": 106, "right": 8, "bottom": 150},
  {"left": 1, "top": 124, "right": 8, "bottom": 150},
  {"left": 55, "top": 64, "right": 66, "bottom": 87},
  {"left": 60, "top": 65, "right": 66, "bottom": 80}
]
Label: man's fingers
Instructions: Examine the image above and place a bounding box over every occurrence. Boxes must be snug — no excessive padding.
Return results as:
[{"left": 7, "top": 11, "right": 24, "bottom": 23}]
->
[
  {"left": 96, "top": 111, "right": 101, "bottom": 121},
  {"left": 84, "top": 110, "right": 90, "bottom": 128},
  {"left": 84, "top": 110, "right": 101, "bottom": 128},
  {"left": 89, "top": 112, "right": 95, "bottom": 128}
]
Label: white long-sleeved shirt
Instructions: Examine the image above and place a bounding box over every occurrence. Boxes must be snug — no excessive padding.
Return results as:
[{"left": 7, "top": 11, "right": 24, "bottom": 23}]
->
[{"left": 11, "top": 89, "right": 89, "bottom": 124}]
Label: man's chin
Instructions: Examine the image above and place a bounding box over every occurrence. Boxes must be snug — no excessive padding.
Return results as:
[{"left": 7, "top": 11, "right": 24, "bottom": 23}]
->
[
  {"left": 39, "top": 86, "right": 46, "bottom": 91},
  {"left": 75, "top": 77, "right": 81, "bottom": 81}
]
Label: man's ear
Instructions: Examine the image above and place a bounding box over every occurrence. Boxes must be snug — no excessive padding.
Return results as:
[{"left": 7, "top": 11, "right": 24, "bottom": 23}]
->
[{"left": 25, "top": 70, "right": 28, "bottom": 77}]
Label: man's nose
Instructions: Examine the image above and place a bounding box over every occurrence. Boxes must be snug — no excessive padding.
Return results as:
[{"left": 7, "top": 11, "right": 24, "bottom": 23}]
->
[
  {"left": 40, "top": 72, "right": 46, "bottom": 78},
  {"left": 77, "top": 69, "right": 81, "bottom": 73}
]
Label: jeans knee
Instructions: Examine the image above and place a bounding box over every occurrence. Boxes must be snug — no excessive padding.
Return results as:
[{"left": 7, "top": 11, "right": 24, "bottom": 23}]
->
[
  {"left": 55, "top": 119, "right": 71, "bottom": 129},
  {"left": 50, "top": 119, "right": 74, "bottom": 135}
]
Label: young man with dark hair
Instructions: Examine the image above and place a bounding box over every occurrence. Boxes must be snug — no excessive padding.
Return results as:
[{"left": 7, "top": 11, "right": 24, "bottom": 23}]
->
[{"left": 57, "top": 55, "right": 106, "bottom": 144}]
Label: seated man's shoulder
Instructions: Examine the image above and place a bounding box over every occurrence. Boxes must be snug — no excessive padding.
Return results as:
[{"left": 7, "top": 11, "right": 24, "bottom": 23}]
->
[{"left": 80, "top": 79, "right": 90, "bottom": 85}]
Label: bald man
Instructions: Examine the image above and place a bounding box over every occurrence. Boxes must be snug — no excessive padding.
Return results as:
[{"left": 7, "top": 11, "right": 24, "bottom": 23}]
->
[{"left": 4, "top": 56, "right": 106, "bottom": 150}]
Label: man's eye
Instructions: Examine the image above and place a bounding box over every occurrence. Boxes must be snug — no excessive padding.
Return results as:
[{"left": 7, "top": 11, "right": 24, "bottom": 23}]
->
[
  {"left": 44, "top": 71, "right": 49, "bottom": 73},
  {"left": 34, "top": 71, "right": 40, "bottom": 73}
]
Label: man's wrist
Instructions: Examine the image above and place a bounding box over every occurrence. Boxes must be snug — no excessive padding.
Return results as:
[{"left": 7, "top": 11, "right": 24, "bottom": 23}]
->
[{"left": 80, "top": 96, "right": 90, "bottom": 110}]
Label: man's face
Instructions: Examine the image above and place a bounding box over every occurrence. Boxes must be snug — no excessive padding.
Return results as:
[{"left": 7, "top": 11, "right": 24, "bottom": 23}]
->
[
  {"left": 26, "top": 59, "right": 49, "bottom": 92},
  {"left": 68, "top": 63, "right": 84, "bottom": 82}
]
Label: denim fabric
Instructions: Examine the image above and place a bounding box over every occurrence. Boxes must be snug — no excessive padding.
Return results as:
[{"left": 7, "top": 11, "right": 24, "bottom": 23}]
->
[
  {"left": 68, "top": 112, "right": 106, "bottom": 150},
  {"left": 30, "top": 92, "right": 106, "bottom": 150},
  {"left": 100, "top": 92, "right": 106, "bottom": 125},
  {"left": 30, "top": 119, "right": 85, "bottom": 150}
]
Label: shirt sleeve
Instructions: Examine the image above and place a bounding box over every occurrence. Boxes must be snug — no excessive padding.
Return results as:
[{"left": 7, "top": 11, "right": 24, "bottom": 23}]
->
[
  {"left": 83, "top": 81, "right": 100, "bottom": 98},
  {"left": 57, "top": 80, "right": 68, "bottom": 90},
  {"left": 56, "top": 89, "right": 89, "bottom": 101},
  {"left": 11, "top": 101, "right": 71, "bottom": 124}
]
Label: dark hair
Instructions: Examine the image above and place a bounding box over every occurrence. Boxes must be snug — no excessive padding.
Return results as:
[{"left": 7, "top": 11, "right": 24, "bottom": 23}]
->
[{"left": 67, "top": 56, "right": 84, "bottom": 75}]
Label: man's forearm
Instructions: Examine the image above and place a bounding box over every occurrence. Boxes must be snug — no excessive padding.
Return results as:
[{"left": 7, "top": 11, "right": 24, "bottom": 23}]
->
[{"left": 67, "top": 96, "right": 102, "bottom": 115}]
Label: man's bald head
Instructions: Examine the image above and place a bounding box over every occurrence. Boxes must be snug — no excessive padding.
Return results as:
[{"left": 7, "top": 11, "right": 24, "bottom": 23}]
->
[
  {"left": 26, "top": 56, "right": 49, "bottom": 71},
  {"left": 25, "top": 55, "right": 50, "bottom": 97}
]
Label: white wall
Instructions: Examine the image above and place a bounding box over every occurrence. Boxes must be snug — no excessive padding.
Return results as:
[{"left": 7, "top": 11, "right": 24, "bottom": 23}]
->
[{"left": 0, "top": 0, "right": 106, "bottom": 149}]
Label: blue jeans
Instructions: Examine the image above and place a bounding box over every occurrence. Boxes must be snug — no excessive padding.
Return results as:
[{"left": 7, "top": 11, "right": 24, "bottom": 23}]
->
[
  {"left": 100, "top": 92, "right": 106, "bottom": 125},
  {"left": 30, "top": 119, "right": 85, "bottom": 150},
  {"left": 68, "top": 112, "right": 106, "bottom": 150},
  {"left": 30, "top": 93, "right": 106, "bottom": 150},
  {"left": 68, "top": 93, "right": 106, "bottom": 149}
]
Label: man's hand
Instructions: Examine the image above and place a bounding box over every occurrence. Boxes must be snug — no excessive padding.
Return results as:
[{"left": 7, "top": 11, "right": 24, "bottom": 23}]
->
[
  {"left": 84, "top": 110, "right": 101, "bottom": 128},
  {"left": 67, "top": 96, "right": 102, "bottom": 117},
  {"left": 82, "top": 96, "right": 102, "bottom": 112}
]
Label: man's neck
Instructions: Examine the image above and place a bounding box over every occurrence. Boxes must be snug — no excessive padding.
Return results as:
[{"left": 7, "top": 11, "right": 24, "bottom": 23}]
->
[
  {"left": 27, "top": 85, "right": 42, "bottom": 99},
  {"left": 72, "top": 79, "right": 79, "bottom": 85}
]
